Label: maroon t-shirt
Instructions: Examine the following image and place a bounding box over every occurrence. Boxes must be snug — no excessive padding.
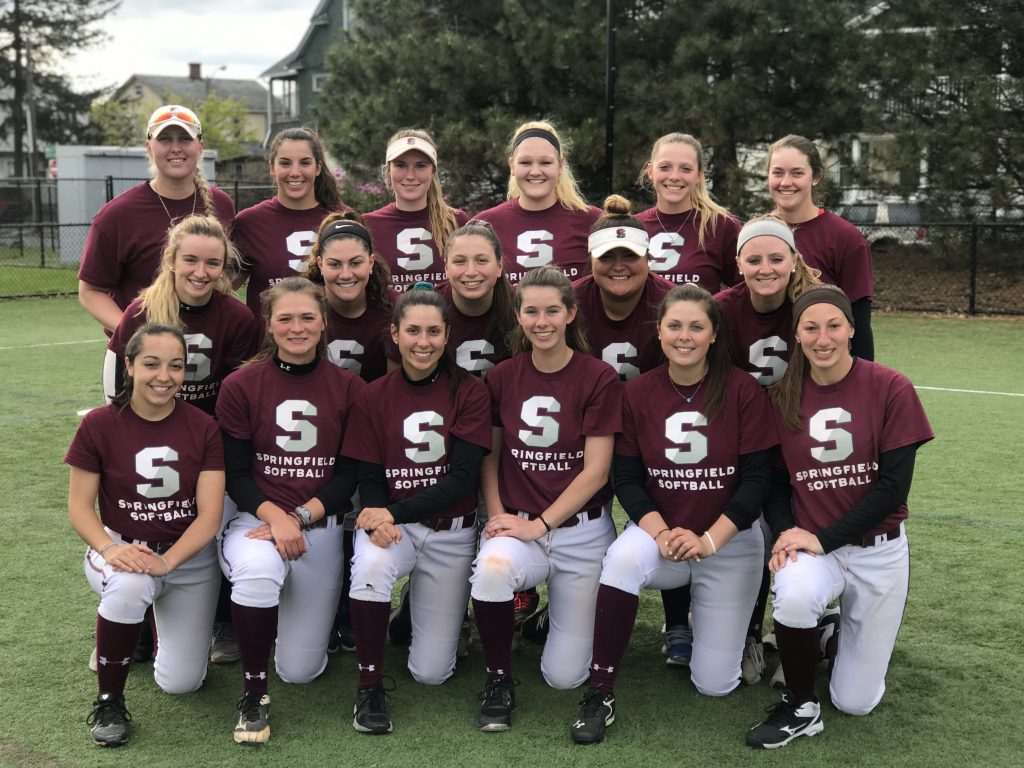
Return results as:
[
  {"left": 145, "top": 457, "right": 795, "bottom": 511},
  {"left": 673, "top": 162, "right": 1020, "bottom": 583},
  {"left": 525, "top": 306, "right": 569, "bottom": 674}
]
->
[
  {"left": 325, "top": 299, "right": 396, "bottom": 383},
  {"left": 773, "top": 359, "right": 933, "bottom": 536},
  {"left": 342, "top": 369, "right": 492, "bottom": 520},
  {"left": 715, "top": 283, "right": 794, "bottom": 386},
  {"left": 216, "top": 358, "right": 365, "bottom": 511},
  {"left": 636, "top": 207, "right": 741, "bottom": 291},
  {"left": 65, "top": 401, "right": 224, "bottom": 542},
  {"left": 437, "top": 282, "right": 513, "bottom": 377},
  {"left": 573, "top": 273, "right": 674, "bottom": 381},
  {"left": 233, "top": 198, "right": 334, "bottom": 316},
  {"left": 108, "top": 292, "right": 261, "bottom": 414},
  {"left": 487, "top": 351, "right": 622, "bottom": 515},
  {"left": 362, "top": 203, "right": 469, "bottom": 292},
  {"left": 791, "top": 211, "right": 873, "bottom": 303},
  {"left": 617, "top": 367, "right": 778, "bottom": 531},
  {"left": 475, "top": 199, "right": 601, "bottom": 284},
  {"left": 79, "top": 182, "right": 236, "bottom": 312}
]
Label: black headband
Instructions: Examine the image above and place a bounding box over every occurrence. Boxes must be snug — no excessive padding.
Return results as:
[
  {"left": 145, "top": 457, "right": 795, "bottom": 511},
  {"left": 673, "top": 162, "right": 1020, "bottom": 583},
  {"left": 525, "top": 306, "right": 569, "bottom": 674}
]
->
[
  {"left": 512, "top": 128, "right": 561, "bottom": 155},
  {"left": 319, "top": 221, "right": 372, "bottom": 251}
]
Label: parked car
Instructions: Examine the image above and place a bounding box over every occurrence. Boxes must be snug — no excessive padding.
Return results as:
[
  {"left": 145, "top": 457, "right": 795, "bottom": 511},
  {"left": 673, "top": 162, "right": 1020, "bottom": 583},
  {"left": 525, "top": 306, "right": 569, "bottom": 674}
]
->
[{"left": 834, "top": 201, "right": 929, "bottom": 251}]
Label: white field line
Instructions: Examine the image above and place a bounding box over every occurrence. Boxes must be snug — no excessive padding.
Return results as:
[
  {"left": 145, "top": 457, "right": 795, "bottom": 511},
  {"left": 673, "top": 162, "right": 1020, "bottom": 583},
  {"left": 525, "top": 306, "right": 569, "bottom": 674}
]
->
[
  {"left": 0, "top": 339, "right": 104, "bottom": 351},
  {"left": 915, "top": 385, "right": 1024, "bottom": 398}
]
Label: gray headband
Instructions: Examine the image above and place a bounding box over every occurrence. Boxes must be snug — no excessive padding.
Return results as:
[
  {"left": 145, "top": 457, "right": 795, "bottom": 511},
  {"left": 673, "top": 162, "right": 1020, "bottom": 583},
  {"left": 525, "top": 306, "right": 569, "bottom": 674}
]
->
[{"left": 737, "top": 219, "right": 796, "bottom": 256}]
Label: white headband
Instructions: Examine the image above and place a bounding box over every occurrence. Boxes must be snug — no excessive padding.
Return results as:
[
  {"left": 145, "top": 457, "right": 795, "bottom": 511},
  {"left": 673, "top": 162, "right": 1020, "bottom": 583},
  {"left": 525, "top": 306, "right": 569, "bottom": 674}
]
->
[
  {"left": 589, "top": 225, "right": 650, "bottom": 259},
  {"left": 385, "top": 136, "right": 438, "bottom": 165},
  {"left": 737, "top": 218, "right": 796, "bottom": 255}
]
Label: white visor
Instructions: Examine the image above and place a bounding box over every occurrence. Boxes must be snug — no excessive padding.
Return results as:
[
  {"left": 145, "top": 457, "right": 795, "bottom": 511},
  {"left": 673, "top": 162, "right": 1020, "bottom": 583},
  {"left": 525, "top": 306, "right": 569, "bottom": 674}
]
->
[
  {"left": 589, "top": 225, "right": 650, "bottom": 259},
  {"left": 385, "top": 136, "right": 438, "bottom": 165}
]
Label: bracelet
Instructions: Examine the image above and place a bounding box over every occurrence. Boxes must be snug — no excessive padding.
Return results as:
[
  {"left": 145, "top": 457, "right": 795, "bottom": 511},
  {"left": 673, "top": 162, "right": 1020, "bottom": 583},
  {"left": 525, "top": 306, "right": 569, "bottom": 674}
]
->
[
  {"left": 287, "top": 510, "right": 309, "bottom": 530},
  {"left": 655, "top": 527, "right": 670, "bottom": 541},
  {"left": 538, "top": 515, "right": 552, "bottom": 533},
  {"left": 98, "top": 541, "right": 117, "bottom": 558},
  {"left": 703, "top": 530, "right": 717, "bottom": 556},
  {"left": 158, "top": 554, "right": 171, "bottom": 575}
]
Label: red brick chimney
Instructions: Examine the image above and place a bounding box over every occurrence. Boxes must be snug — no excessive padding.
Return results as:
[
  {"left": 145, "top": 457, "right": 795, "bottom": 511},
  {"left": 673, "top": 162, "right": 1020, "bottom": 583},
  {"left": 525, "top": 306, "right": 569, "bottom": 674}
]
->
[{"left": 189, "top": 63, "right": 201, "bottom": 80}]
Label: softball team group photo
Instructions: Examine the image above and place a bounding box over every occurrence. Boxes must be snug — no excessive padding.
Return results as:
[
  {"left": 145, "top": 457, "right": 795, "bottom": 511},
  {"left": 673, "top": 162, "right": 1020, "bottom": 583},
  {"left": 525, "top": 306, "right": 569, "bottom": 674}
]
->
[{"left": 67, "top": 103, "right": 933, "bottom": 751}]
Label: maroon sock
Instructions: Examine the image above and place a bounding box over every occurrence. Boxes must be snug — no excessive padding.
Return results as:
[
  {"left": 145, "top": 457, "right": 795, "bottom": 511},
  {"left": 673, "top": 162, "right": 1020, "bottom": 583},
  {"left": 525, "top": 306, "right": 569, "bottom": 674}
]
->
[
  {"left": 231, "top": 601, "right": 278, "bottom": 696},
  {"left": 472, "top": 598, "right": 514, "bottom": 678},
  {"left": 589, "top": 586, "right": 639, "bottom": 693},
  {"left": 96, "top": 615, "right": 142, "bottom": 696},
  {"left": 774, "top": 621, "right": 819, "bottom": 702},
  {"left": 349, "top": 598, "right": 390, "bottom": 687}
]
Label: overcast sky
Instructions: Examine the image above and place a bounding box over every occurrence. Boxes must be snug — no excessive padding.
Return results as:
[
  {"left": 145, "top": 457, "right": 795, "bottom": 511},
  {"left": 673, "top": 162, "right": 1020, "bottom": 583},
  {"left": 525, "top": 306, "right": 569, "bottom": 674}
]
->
[{"left": 61, "top": 0, "right": 321, "bottom": 92}]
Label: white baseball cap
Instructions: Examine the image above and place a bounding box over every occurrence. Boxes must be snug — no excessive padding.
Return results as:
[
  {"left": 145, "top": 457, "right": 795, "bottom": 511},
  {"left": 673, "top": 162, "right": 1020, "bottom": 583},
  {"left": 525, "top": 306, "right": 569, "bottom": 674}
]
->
[
  {"left": 147, "top": 104, "right": 202, "bottom": 140},
  {"left": 385, "top": 136, "right": 437, "bottom": 165},
  {"left": 589, "top": 225, "right": 650, "bottom": 258}
]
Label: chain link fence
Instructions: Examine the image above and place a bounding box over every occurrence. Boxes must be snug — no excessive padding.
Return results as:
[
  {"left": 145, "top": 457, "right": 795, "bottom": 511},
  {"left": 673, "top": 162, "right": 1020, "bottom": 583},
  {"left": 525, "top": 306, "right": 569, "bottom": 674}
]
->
[{"left": 1, "top": 177, "right": 1021, "bottom": 314}]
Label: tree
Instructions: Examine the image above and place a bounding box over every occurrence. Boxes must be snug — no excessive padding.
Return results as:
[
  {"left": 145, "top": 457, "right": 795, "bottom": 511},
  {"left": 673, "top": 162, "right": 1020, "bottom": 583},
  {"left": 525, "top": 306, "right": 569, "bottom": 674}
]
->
[
  {"left": 857, "top": 1, "right": 1024, "bottom": 217},
  {"left": 0, "top": 0, "right": 120, "bottom": 175},
  {"left": 90, "top": 91, "right": 257, "bottom": 159},
  {"left": 315, "top": 0, "right": 870, "bottom": 215}
]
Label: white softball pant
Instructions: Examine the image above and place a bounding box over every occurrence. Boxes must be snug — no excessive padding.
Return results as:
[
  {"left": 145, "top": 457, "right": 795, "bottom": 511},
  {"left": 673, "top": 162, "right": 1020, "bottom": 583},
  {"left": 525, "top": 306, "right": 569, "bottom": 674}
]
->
[
  {"left": 84, "top": 533, "right": 219, "bottom": 695},
  {"left": 771, "top": 523, "right": 909, "bottom": 715},
  {"left": 349, "top": 520, "right": 476, "bottom": 685},
  {"left": 599, "top": 522, "right": 764, "bottom": 696},
  {"left": 219, "top": 511, "right": 344, "bottom": 684},
  {"left": 470, "top": 507, "right": 616, "bottom": 690}
]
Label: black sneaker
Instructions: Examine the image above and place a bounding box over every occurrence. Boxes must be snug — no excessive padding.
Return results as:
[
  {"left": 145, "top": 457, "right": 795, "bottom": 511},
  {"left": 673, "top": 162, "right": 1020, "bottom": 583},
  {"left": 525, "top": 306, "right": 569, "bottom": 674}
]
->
[
  {"left": 328, "top": 614, "right": 356, "bottom": 654},
  {"left": 233, "top": 691, "right": 271, "bottom": 745},
  {"left": 521, "top": 605, "right": 550, "bottom": 645},
  {"left": 87, "top": 693, "right": 131, "bottom": 747},
  {"left": 746, "top": 692, "right": 823, "bottom": 749},
  {"left": 512, "top": 589, "right": 540, "bottom": 628},
  {"left": 570, "top": 687, "right": 615, "bottom": 744},
  {"left": 353, "top": 683, "right": 393, "bottom": 734},
  {"left": 133, "top": 621, "right": 154, "bottom": 663},
  {"left": 476, "top": 675, "right": 516, "bottom": 732},
  {"left": 388, "top": 582, "right": 412, "bottom": 646}
]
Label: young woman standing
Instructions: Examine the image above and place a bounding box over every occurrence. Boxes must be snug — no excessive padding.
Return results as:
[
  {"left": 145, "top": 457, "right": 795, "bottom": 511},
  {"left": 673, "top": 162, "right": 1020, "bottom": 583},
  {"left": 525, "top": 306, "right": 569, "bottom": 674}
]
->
[
  {"left": 79, "top": 105, "right": 235, "bottom": 334},
  {"left": 476, "top": 121, "right": 601, "bottom": 285},
  {"left": 216, "top": 277, "right": 364, "bottom": 745},
  {"left": 470, "top": 266, "right": 622, "bottom": 733},
  {"left": 746, "top": 285, "right": 932, "bottom": 749},
  {"left": 341, "top": 288, "right": 492, "bottom": 734},
  {"left": 233, "top": 127, "right": 351, "bottom": 317},
  {"left": 767, "top": 135, "right": 875, "bottom": 360},
  {"left": 636, "top": 133, "right": 741, "bottom": 292},
  {"left": 362, "top": 129, "right": 468, "bottom": 292},
  {"left": 68, "top": 324, "right": 224, "bottom": 746}
]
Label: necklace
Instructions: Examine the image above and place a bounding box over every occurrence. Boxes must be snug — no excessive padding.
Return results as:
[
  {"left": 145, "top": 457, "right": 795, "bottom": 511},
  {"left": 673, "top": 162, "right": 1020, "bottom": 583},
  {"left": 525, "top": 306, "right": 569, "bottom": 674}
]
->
[
  {"left": 152, "top": 182, "right": 197, "bottom": 224},
  {"left": 669, "top": 373, "right": 706, "bottom": 404},
  {"left": 654, "top": 207, "right": 689, "bottom": 238}
]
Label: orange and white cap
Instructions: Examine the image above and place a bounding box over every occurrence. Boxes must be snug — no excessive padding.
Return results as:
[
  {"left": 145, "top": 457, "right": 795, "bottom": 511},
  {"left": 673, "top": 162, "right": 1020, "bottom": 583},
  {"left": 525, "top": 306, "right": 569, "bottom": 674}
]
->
[{"left": 147, "top": 105, "right": 202, "bottom": 140}]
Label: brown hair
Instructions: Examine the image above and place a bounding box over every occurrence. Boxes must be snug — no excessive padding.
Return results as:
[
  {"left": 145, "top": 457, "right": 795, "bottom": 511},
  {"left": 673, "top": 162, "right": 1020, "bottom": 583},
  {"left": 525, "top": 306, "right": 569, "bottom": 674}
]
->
[
  {"left": 268, "top": 127, "right": 343, "bottom": 211},
  {"left": 510, "top": 265, "right": 590, "bottom": 355},
  {"left": 247, "top": 277, "right": 328, "bottom": 365},
  {"left": 304, "top": 211, "right": 393, "bottom": 314},
  {"left": 656, "top": 283, "right": 729, "bottom": 420},
  {"left": 111, "top": 323, "right": 187, "bottom": 409},
  {"left": 390, "top": 287, "right": 466, "bottom": 401},
  {"left": 767, "top": 134, "right": 825, "bottom": 206},
  {"left": 445, "top": 220, "right": 516, "bottom": 358}
]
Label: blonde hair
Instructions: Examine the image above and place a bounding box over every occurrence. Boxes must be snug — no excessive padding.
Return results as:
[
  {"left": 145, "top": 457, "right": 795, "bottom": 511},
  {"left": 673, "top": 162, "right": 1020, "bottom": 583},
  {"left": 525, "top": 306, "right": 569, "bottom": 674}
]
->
[
  {"left": 145, "top": 121, "right": 216, "bottom": 217},
  {"left": 247, "top": 277, "right": 328, "bottom": 365},
  {"left": 506, "top": 120, "right": 589, "bottom": 212},
  {"left": 738, "top": 213, "right": 822, "bottom": 304},
  {"left": 135, "top": 215, "right": 239, "bottom": 327},
  {"left": 383, "top": 128, "right": 459, "bottom": 255},
  {"left": 638, "top": 133, "right": 730, "bottom": 249}
]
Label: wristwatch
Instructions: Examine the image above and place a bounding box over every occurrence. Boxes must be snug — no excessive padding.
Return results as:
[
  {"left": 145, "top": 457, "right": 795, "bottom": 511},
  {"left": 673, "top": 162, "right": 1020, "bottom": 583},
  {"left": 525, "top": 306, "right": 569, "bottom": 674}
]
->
[{"left": 294, "top": 505, "right": 313, "bottom": 529}]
